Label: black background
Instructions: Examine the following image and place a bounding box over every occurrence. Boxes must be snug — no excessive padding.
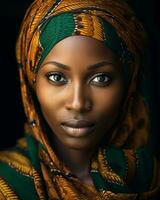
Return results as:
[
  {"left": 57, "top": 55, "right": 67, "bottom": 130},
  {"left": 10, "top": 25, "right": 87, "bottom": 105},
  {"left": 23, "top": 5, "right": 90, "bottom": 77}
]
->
[{"left": 0, "top": 0, "right": 159, "bottom": 158}]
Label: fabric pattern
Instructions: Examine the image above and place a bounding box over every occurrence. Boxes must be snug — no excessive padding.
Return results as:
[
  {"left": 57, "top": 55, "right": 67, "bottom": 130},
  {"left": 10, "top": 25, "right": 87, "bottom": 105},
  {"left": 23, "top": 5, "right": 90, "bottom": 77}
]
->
[
  {"left": 0, "top": 0, "right": 157, "bottom": 199},
  {"left": 0, "top": 137, "right": 159, "bottom": 199}
]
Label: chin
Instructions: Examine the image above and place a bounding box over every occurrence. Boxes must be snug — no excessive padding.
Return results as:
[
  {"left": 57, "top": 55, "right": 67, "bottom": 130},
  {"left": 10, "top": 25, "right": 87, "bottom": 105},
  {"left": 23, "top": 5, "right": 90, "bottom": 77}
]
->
[{"left": 63, "top": 137, "right": 99, "bottom": 151}]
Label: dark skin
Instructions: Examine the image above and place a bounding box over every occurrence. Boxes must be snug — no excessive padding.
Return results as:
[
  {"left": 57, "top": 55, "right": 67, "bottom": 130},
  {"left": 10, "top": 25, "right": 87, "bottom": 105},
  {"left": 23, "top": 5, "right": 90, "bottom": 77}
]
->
[{"left": 36, "top": 36, "right": 124, "bottom": 185}]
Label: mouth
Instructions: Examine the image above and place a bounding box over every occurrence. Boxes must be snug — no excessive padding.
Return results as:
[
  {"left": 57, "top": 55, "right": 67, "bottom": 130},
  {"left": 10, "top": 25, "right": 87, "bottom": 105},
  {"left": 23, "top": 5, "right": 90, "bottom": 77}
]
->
[{"left": 61, "top": 120, "right": 95, "bottom": 137}]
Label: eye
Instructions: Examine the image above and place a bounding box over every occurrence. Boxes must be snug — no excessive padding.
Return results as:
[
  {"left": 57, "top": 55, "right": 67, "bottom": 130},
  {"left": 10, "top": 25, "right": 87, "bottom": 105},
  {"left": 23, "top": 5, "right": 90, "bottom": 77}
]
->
[
  {"left": 90, "top": 73, "right": 112, "bottom": 86},
  {"left": 46, "top": 72, "right": 67, "bottom": 84}
]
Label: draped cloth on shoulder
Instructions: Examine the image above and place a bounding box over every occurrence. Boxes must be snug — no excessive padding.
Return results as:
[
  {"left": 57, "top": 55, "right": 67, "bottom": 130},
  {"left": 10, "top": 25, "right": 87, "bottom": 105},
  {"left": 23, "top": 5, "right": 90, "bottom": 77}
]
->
[{"left": 15, "top": 0, "right": 159, "bottom": 199}]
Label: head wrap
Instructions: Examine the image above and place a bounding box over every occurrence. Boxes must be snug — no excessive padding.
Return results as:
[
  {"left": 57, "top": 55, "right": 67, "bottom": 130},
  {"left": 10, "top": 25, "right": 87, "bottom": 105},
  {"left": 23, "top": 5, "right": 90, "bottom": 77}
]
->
[
  {"left": 38, "top": 12, "right": 132, "bottom": 70},
  {"left": 16, "top": 0, "right": 149, "bottom": 148},
  {"left": 15, "top": 0, "right": 159, "bottom": 199}
]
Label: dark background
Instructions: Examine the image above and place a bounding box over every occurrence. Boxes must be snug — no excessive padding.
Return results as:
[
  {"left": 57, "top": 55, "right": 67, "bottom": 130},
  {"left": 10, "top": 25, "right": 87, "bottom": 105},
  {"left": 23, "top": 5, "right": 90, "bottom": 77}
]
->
[{"left": 0, "top": 0, "right": 159, "bottom": 157}]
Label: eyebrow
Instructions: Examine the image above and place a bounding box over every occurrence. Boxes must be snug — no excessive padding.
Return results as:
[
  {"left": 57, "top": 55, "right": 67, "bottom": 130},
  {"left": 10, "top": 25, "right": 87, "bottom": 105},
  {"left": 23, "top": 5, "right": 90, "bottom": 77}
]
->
[{"left": 42, "top": 60, "right": 114, "bottom": 71}]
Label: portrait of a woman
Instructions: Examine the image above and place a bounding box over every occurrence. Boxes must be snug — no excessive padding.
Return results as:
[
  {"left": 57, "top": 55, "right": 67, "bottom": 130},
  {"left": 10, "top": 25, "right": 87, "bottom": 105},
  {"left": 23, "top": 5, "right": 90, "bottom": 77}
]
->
[{"left": 0, "top": 0, "right": 159, "bottom": 199}]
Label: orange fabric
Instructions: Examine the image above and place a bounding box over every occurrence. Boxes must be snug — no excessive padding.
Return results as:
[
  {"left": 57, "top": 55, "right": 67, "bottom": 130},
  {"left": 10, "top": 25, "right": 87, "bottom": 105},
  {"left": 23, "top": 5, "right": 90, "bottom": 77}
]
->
[{"left": 15, "top": 0, "right": 157, "bottom": 199}]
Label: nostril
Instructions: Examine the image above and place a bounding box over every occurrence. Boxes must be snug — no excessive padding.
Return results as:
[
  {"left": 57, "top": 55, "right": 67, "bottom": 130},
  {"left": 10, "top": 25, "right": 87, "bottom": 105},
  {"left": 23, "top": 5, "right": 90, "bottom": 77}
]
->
[{"left": 66, "top": 99, "right": 92, "bottom": 112}]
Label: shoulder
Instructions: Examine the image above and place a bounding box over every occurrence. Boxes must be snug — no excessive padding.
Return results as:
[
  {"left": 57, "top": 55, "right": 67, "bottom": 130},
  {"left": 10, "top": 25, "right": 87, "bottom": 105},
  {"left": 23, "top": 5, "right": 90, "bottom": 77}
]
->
[
  {"left": 0, "top": 138, "right": 40, "bottom": 200},
  {"left": 105, "top": 146, "right": 158, "bottom": 192}
]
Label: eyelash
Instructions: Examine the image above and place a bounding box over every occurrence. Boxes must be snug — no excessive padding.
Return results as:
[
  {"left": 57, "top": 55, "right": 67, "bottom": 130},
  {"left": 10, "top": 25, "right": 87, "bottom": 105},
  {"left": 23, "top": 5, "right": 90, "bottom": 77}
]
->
[
  {"left": 45, "top": 72, "right": 112, "bottom": 86},
  {"left": 46, "top": 72, "right": 67, "bottom": 85}
]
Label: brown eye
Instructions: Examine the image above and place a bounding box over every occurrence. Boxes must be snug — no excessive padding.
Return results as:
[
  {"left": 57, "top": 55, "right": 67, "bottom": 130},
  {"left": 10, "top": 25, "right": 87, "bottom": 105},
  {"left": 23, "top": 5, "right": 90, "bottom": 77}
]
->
[
  {"left": 46, "top": 72, "right": 67, "bottom": 84},
  {"left": 91, "top": 73, "right": 112, "bottom": 86}
]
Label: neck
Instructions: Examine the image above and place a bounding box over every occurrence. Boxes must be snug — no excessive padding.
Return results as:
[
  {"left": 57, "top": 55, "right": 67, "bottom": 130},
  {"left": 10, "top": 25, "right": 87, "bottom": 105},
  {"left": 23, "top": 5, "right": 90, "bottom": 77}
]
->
[{"left": 53, "top": 138, "right": 96, "bottom": 185}]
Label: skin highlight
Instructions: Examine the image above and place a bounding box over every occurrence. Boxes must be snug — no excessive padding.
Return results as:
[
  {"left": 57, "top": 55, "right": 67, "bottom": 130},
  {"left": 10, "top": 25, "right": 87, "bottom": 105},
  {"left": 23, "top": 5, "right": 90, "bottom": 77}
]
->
[{"left": 35, "top": 36, "right": 124, "bottom": 185}]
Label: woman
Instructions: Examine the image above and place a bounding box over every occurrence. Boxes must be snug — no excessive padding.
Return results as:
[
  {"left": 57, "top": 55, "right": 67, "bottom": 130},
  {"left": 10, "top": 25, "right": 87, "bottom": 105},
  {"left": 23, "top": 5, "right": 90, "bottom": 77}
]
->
[{"left": 0, "top": 0, "right": 159, "bottom": 199}]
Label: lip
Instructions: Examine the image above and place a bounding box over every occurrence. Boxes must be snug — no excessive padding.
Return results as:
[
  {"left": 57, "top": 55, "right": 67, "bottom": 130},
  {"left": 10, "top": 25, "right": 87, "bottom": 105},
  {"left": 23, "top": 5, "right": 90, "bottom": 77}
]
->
[
  {"left": 61, "top": 120, "right": 95, "bottom": 137},
  {"left": 61, "top": 119, "right": 95, "bottom": 128}
]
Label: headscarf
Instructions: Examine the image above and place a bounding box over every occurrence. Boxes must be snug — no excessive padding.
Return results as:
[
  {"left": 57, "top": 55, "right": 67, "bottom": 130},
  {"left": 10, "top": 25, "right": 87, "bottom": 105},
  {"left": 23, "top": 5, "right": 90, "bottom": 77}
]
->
[{"left": 16, "top": 0, "right": 159, "bottom": 199}]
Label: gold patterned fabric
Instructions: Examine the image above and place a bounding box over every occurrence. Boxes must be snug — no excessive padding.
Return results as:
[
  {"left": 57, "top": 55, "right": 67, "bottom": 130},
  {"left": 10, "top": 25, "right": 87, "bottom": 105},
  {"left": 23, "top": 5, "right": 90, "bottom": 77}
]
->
[
  {"left": 0, "top": 178, "right": 19, "bottom": 200},
  {"left": 14, "top": 0, "right": 160, "bottom": 199}
]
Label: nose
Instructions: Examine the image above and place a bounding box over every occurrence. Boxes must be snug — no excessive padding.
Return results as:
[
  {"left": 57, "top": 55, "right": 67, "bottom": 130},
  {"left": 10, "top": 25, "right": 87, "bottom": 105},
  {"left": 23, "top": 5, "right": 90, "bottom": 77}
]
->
[{"left": 65, "top": 82, "right": 92, "bottom": 113}]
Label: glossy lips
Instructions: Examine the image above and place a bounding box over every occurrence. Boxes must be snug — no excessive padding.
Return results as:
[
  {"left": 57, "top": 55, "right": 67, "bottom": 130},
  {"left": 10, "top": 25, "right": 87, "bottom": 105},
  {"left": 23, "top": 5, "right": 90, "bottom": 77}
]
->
[{"left": 61, "top": 120, "right": 95, "bottom": 137}]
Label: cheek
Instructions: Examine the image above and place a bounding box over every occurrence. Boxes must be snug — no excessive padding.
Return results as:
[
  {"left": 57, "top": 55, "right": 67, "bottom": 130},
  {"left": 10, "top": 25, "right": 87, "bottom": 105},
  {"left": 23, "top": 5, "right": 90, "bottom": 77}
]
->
[
  {"left": 36, "top": 85, "right": 51, "bottom": 110},
  {"left": 36, "top": 81, "right": 58, "bottom": 123},
  {"left": 35, "top": 80, "right": 69, "bottom": 133},
  {"left": 93, "top": 82, "right": 124, "bottom": 120}
]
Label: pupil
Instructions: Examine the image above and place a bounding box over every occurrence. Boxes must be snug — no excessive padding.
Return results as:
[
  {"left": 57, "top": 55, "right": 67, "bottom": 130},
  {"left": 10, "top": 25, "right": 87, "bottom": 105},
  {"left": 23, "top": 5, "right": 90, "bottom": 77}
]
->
[
  {"left": 98, "top": 75, "right": 105, "bottom": 82},
  {"left": 55, "top": 75, "right": 61, "bottom": 81}
]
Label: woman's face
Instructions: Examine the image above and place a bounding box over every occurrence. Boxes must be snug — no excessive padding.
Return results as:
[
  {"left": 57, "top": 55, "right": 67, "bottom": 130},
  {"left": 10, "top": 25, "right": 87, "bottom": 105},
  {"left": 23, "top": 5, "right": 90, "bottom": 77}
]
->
[{"left": 36, "top": 36, "right": 124, "bottom": 150}]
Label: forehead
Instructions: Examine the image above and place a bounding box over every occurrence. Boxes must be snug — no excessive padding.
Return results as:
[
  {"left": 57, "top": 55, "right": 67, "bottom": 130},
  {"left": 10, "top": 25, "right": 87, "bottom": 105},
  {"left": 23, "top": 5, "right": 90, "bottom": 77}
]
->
[
  {"left": 39, "top": 35, "right": 122, "bottom": 78},
  {"left": 44, "top": 35, "right": 118, "bottom": 62}
]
